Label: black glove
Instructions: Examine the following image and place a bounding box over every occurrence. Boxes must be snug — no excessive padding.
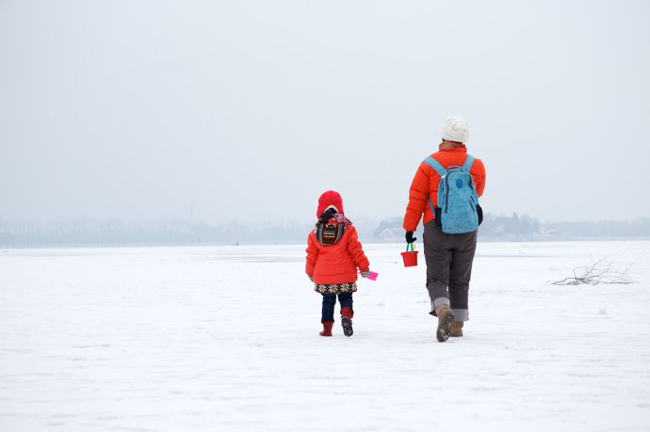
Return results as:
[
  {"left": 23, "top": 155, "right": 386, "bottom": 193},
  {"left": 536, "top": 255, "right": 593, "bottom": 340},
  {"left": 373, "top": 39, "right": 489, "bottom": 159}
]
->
[{"left": 405, "top": 231, "right": 416, "bottom": 243}]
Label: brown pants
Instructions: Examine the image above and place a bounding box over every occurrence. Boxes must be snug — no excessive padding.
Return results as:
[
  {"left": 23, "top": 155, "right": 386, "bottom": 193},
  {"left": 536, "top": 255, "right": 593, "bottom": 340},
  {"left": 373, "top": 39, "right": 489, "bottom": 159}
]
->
[{"left": 423, "top": 221, "right": 477, "bottom": 321}]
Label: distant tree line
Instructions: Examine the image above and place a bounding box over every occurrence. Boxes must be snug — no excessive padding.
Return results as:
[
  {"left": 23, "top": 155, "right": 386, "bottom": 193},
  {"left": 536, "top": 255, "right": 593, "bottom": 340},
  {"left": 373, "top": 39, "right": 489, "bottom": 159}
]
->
[
  {"left": 1, "top": 214, "right": 649, "bottom": 247},
  {"left": 373, "top": 213, "right": 650, "bottom": 242},
  {"left": 0, "top": 219, "right": 312, "bottom": 247},
  {"left": 480, "top": 213, "right": 650, "bottom": 240}
]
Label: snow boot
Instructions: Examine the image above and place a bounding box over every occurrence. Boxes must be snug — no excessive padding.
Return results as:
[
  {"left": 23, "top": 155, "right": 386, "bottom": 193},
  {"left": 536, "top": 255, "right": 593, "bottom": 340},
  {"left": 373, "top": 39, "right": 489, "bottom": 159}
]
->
[
  {"left": 341, "top": 307, "right": 354, "bottom": 337},
  {"left": 450, "top": 321, "right": 464, "bottom": 337},
  {"left": 320, "top": 321, "right": 333, "bottom": 337},
  {"left": 435, "top": 305, "right": 455, "bottom": 342}
]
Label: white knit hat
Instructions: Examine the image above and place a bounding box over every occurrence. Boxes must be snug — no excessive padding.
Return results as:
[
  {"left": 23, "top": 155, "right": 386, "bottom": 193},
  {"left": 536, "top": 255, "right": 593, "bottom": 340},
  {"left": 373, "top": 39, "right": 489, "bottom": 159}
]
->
[{"left": 441, "top": 115, "right": 470, "bottom": 143}]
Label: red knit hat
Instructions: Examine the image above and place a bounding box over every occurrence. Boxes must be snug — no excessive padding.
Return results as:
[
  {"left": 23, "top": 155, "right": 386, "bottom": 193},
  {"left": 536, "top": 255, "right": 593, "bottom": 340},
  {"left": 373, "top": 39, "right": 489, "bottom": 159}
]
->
[{"left": 317, "top": 190, "right": 344, "bottom": 217}]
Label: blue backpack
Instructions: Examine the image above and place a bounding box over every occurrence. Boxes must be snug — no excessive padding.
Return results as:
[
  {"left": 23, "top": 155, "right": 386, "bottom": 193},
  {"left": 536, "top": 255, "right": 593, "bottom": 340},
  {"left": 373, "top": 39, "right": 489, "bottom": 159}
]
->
[{"left": 423, "top": 155, "right": 483, "bottom": 234}]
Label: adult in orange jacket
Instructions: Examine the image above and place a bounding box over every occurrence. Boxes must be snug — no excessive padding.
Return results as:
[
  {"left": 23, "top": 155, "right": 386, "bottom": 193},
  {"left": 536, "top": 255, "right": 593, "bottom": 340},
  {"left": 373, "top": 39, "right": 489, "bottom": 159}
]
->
[
  {"left": 306, "top": 190, "right": 370, "bottom": 337},
  {"left": 403, "top": 115, "right": 486, "bottom": 342}
]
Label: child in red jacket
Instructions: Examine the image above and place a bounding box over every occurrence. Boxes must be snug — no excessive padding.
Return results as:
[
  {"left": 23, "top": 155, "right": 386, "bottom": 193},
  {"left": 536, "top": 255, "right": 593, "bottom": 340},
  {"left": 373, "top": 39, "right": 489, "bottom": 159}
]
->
[{"left": 306, "top": 190, "right": 370, "bottom": 337}]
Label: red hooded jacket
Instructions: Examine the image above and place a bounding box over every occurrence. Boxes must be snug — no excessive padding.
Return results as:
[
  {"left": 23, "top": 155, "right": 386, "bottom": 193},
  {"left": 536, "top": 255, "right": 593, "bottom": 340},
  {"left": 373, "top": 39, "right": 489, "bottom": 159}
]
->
[{"left": 305, "top": 217, "right": 370, "bottom": 285}]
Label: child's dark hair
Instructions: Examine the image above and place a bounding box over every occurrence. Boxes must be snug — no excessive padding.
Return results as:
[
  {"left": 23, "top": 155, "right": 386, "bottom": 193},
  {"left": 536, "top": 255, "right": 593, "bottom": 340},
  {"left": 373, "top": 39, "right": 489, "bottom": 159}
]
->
[{"left": 318, "top": 207, "right": 338, "bottom": 224}]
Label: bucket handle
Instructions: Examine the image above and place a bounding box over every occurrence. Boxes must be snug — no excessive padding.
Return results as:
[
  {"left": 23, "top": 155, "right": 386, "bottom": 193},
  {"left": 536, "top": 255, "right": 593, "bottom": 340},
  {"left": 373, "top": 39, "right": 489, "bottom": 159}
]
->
[{"left": 406, "top": 242, "right": 416, "bottom": 252}]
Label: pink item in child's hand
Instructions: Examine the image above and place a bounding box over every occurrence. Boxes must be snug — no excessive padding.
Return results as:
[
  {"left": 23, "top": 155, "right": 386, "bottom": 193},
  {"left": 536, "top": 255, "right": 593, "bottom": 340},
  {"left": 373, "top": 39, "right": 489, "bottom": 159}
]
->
[{"left": 358, "top": 269, "right": 378, "bottom": 281}]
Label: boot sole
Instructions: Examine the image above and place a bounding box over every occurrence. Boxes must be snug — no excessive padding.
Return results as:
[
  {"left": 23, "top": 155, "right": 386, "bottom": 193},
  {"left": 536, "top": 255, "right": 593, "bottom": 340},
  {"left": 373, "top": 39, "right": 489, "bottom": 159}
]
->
[
  {"left": 436, "top": 311, "right": 454, "bottom": 342},
  {"left": 341, "top": 317, "right": 353, "bottom": 337}
]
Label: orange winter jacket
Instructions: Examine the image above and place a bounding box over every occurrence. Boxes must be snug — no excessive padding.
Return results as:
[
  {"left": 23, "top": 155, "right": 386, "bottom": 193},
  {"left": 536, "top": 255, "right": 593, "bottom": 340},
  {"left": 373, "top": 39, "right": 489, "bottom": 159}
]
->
[
  {"left": 403, "top": 145, "right": 486, "bottom": 232},
  {"left": 306, "top": 225, "right": 370, "bottom": 285}
]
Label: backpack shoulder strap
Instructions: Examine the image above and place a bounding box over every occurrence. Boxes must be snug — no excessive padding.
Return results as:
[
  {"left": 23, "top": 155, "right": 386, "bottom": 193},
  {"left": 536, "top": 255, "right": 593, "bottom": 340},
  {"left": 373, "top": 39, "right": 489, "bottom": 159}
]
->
[
  {"left": 423, "top": 156, "right": 447, "bottom": 177},
  {"left": 462, "top": 154, "right": 475, "bottom": 172}
]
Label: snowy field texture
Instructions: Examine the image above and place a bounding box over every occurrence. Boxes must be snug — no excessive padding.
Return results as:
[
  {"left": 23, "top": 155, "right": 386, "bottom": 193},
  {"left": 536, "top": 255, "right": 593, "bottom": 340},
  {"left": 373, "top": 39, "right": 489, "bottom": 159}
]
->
[{"left": 1, "top": 241, "right": 650, "bottom": 432}]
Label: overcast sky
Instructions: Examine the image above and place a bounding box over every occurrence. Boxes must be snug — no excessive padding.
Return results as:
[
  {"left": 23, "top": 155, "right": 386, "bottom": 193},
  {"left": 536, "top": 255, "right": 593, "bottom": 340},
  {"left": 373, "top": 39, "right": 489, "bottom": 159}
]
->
[{"left": 1, "top": 0, "right": 649, "bottom": 225}]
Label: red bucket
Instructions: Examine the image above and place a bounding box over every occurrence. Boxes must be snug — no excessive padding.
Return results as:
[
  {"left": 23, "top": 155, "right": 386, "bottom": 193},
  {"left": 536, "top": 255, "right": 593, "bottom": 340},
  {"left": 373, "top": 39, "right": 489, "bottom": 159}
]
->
[{"left": 401, "top": 243, "right": 418, "bottom": 267}]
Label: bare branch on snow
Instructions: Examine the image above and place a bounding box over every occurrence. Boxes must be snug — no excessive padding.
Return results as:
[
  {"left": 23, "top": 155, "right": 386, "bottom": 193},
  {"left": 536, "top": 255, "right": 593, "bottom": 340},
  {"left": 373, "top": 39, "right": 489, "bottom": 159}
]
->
[{"left": 552, "top": 256, "right": 634, "bottom": 286}]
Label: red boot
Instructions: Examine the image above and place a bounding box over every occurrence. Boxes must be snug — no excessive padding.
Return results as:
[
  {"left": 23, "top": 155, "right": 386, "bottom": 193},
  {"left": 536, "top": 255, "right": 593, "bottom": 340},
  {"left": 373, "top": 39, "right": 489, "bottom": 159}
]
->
[
  {"left": 341, "top": 307, "right": 354, "bottom": 337},
  {"left": 320, "top": 321, "right": 334, "bottom": 337}
]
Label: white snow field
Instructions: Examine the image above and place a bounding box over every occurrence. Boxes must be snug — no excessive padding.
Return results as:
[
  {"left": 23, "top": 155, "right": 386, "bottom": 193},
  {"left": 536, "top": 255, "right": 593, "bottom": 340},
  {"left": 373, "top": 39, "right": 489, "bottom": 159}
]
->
[{"left": 1, "top": 241, "right": 650, "bottom": 432}]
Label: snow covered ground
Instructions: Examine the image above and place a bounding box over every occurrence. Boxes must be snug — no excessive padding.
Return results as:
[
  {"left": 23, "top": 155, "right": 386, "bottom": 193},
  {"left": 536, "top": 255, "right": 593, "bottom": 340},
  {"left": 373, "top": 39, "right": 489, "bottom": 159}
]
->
[{"left": 1, "top": 241, "right": 650, "bottom": 432}]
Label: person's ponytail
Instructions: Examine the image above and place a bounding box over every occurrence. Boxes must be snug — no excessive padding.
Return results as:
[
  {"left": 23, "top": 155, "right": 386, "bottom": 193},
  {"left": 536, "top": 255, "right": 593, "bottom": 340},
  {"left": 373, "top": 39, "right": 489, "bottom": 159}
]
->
[{"left": 318, "top": 207, "right": 338, "bottom": 224}]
